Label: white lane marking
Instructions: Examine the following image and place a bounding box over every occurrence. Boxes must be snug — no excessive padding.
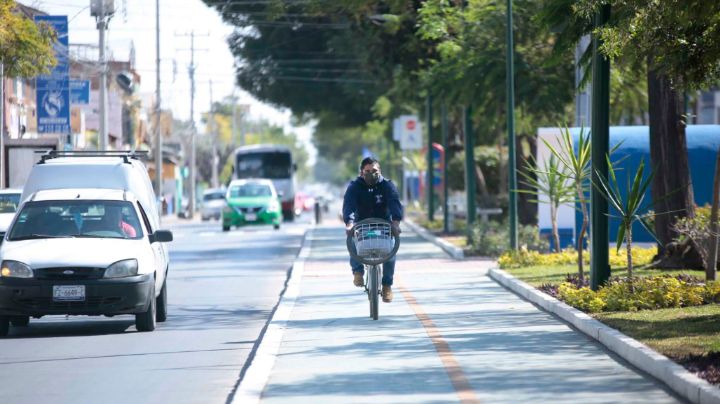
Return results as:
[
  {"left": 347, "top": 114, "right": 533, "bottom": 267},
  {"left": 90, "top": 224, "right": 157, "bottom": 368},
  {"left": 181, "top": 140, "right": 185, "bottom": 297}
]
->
[{"left": 232, "top": 228, "right": 313, "bottom": 404}]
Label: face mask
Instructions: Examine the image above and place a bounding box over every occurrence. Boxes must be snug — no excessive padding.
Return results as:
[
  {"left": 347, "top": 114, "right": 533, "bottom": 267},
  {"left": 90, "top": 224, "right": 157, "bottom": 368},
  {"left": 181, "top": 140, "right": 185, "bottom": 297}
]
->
[{"left": 364, "top": 172, "right": 380, "bottom": 186}]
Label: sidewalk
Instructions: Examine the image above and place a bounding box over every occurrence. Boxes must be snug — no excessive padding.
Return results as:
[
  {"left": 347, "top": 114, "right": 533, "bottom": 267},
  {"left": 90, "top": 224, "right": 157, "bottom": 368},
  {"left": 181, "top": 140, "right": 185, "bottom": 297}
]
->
[{"left": 238, "top": 223, "right": 682, "bottom": 403}]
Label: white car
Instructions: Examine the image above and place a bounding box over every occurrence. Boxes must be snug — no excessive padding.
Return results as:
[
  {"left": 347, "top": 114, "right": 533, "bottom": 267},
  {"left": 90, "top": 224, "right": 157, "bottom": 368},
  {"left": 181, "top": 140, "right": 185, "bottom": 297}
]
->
[
  {"left": 0, "top": 189, "right": 22, "bottom": 242},
  {"left": 201, "top": 188, "right": 226, "bottom": 221},
  {"left": 0, "top": 152, "right": 172, "bottom": 336}
]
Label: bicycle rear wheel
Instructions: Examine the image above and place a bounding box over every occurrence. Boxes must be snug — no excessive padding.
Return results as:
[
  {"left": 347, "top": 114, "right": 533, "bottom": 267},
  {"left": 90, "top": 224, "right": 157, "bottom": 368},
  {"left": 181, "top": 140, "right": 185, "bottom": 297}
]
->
[{"left": 368, "top": 265, "right": 379, "bottom": 320}]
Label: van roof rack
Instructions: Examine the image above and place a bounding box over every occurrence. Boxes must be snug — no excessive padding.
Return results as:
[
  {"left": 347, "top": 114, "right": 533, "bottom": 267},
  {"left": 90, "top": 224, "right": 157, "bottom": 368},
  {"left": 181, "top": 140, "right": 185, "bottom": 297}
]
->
[{"left": 36, "top": 150, "right": 150, "bottom": 164}]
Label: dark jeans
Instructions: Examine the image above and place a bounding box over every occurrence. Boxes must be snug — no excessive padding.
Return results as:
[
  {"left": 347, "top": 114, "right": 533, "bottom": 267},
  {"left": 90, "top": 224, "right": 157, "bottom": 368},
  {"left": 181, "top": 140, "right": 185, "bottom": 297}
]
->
[{"left": 349, "top": 242, "right": 396, "bottom": 286}]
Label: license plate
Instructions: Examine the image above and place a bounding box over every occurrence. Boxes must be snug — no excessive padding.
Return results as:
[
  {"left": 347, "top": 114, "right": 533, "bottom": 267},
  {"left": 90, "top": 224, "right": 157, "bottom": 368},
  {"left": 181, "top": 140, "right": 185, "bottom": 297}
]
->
[
  {"left": 245, "top": 213, "right": 257, "bottom": 221},
  {"left": 53, "top": 285, "right": 85, "bottom": 301}
]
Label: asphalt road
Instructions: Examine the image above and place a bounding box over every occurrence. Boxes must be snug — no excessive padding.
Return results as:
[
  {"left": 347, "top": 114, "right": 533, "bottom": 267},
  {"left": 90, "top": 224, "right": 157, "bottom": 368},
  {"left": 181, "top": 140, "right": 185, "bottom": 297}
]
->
[{"left": 0, "top": 214, "right": 311, "bottom": 404}]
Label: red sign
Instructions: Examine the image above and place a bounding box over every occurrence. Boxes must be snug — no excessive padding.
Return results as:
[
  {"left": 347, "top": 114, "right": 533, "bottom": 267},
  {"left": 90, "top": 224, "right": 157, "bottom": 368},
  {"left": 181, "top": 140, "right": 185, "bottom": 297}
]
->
[{"left": 406, "top": 120, "right": 416, "bottom": 131}]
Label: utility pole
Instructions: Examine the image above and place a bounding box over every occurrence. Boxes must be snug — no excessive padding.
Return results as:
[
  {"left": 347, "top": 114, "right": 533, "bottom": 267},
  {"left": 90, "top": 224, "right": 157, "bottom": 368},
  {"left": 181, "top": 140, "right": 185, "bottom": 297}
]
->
[
  {"left": 231, "top": 89, "right": 238, "bottom": 146},
  {"left": 189, "top": 32, "right": 197, "bottom": 218},
  {"left": 506, "top": 0, "right": 518, "bottom": 250},
  {"left": 176, "top": 31, "right": 207, "bottom": 218},
  {"left": 154, "top": 0, "right": 162, "bottom": 217},
  {"left": 94, "top": 0, "right": 113, "bottom": 150},
  {"left": 0, "top": 61, "right": 4, "bottom": 188},
  {"left": 209, "top": 80, "right": 219, "bottom": 189}
]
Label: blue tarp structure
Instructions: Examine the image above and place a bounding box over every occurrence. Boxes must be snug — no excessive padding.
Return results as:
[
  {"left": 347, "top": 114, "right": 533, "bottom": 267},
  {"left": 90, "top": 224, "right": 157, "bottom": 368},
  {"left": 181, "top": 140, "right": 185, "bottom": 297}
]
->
[{"left": 569, "top": 125, "right": 720, "bottom": 244}]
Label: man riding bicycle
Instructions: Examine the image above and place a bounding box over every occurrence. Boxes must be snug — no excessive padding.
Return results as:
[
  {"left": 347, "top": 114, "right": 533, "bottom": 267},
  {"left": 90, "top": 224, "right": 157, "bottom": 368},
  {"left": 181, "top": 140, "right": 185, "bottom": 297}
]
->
[{"left": 343, "top": 157, "right": 403, "bottom": 302}]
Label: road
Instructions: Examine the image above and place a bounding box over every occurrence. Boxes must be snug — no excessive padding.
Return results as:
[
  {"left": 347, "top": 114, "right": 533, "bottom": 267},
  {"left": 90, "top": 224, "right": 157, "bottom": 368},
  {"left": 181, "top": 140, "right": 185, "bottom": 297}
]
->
[{"left": 0, "top": 215, "right": 311, "bottom": 404}]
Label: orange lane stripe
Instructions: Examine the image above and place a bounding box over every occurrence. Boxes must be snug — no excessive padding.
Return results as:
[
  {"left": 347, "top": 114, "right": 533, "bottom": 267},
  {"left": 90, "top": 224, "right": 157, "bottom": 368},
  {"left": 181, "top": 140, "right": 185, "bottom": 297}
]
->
[{"left": 398, "top": 285, "right": 481, "bottom": 404}]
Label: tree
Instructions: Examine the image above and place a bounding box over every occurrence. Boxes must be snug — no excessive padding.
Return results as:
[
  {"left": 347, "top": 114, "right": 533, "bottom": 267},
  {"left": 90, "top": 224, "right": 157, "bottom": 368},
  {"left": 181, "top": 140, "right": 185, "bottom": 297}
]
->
[
  {"left": 544, "top": 127, "right": 592, "bottom": 280},
  {"left": 518, "top": 154, "right": 575, "bottom": 252},
  {"left": 0, "top": 0, "right": 56, "bottom": 78},
  {"left": 570, "top": 0, "right": 720, "bottom": 267},
  {"left": 595, "top": 157, "right": 656, "bottom": 283}
]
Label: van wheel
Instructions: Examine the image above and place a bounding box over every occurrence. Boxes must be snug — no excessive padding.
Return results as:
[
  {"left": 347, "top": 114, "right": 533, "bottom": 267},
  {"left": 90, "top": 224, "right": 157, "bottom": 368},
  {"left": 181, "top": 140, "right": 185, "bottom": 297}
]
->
[
  {"left": 11, "top": 316, "right": 29, "bottom": 327},
  {"left": 273, "top": 224, "right": 280, "bottom": 230},
  {"left": 156, "top": 281, "right": 168, "bottom": 323},
  {"left": 0, "top": 316, "right": 9, "bottom": 337},
  {"left": 222, "top": 225, "right": 230, "bottom": 232},
  {"left": 135, "top": 287, "right": 156, "bottom": 332}
]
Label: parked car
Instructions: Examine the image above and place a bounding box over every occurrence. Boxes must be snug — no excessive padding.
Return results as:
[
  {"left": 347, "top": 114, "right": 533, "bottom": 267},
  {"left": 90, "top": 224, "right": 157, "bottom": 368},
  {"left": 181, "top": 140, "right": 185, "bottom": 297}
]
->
[
  {"left": 0, "top": 189, "right": 22, "bottom": 244},
  {"left": 201, "top": 188, "right": 225, "bottom": 221},
  {"left": 293, "top": 191, "right": 316, "bottom": 216},
  {"left": 0, "top": 152, "right": 173, "bottom": 336},
  {"left": 222, "top": 179, "right": 282, "bottom": 231}
]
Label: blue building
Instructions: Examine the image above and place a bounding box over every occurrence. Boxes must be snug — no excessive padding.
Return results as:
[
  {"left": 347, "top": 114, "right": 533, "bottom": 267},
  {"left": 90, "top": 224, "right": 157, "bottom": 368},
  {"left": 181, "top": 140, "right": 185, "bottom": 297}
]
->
[{"left": 536, "top": 125, "right": 720, "bottom": 250}]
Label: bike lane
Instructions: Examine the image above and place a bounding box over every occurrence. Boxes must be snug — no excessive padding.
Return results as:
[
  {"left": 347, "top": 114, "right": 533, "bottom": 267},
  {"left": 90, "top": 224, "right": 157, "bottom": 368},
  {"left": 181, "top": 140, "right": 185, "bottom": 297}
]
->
[{"left": 244, "top": 224, "right": 682, "bottom": 403}]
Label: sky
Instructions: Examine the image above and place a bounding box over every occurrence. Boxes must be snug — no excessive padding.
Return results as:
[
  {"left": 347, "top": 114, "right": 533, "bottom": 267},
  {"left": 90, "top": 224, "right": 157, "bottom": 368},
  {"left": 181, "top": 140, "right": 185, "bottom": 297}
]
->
[{"left": 20, "top": 0, "right": 316, "bottom": 162}]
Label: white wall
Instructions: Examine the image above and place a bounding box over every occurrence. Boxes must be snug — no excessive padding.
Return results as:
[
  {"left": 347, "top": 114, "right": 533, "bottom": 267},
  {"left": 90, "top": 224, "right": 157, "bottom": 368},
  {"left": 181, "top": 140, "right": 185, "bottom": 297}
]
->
[{"left": 536, "top": 127, "right": 580, "bottom": 236}]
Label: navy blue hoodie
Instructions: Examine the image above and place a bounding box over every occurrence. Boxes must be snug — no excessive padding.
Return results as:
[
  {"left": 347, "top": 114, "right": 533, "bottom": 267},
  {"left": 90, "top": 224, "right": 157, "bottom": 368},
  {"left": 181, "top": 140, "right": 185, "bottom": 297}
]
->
[{"left": 342, "top": 175, "right": 403, "bottom": 224}]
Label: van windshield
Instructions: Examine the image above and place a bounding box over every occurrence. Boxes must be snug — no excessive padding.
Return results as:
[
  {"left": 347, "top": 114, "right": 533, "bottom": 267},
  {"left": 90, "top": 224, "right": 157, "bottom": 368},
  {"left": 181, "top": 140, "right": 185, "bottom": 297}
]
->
[{"left": 8, "top": 200, "right": 144, "bottom": 240}]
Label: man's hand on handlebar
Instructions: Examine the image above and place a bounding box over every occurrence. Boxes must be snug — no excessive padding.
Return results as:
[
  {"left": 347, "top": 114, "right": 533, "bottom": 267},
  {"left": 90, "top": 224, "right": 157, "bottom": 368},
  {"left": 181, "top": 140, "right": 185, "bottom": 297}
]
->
[
  {"left": 391, "top": 220, "right": 401, "bottom": 237},
  {"left": 345, "top": 222, "right": 354, "bottom": 237}
]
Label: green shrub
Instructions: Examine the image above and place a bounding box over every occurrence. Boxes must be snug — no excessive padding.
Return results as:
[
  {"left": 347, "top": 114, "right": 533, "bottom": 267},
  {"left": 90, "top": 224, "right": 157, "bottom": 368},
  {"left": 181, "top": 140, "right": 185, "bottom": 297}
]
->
[
  {"left": 555, "top": 276, "right": 710, "bottom": 313},
  {"left": 471, "top": 220, "right": 548, "bottom": 257},
  {"left": 558, "top": 283, "right": 606, "bottom": 313},
  {"left": 498, "top": 246, "right": 657, "bottom": 269}
]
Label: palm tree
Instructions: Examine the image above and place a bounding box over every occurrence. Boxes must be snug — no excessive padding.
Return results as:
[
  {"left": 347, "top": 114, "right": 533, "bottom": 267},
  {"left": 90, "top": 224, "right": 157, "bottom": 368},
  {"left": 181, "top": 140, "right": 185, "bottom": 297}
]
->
[
  {"left": 518, "top": 154, "right": 575, "bottom": 252},
  {"left": 594, "top": 156, "right": 656, "bottom": 281}
]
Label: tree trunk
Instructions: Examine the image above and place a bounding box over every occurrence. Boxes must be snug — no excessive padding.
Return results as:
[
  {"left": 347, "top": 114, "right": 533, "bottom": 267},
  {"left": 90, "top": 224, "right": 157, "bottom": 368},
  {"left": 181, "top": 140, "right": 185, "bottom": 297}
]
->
[
  {"left": 708, "top": 147, "right": 720, "bottom": 281},
  {"left": 576, "top": 182, "right": 589, "bottom": 282},
  {"left": 627, "top": 223, "right": 634, "bottom": 293},
  {"left": 551, "top": 204, "right": 560, "bottom": 253},
  {"left": 647, "top": 66, "right": 701, "bottom": 268},
  {"left": 517, "top": 135, "right": 538, "bottom": 226}
]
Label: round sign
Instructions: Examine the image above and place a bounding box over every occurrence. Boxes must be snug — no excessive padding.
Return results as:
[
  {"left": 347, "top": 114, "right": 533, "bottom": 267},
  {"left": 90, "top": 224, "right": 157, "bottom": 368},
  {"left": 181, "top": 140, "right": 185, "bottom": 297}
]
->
[{"left": 406, "top": 120, "right": 416, "bottom": 131}]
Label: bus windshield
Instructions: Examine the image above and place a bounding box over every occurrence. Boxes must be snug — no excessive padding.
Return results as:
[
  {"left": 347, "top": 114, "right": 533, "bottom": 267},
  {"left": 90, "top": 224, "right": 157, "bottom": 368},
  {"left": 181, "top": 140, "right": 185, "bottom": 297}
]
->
[{"left": 236, "top": 152, "right": 292, "bottom": 179}]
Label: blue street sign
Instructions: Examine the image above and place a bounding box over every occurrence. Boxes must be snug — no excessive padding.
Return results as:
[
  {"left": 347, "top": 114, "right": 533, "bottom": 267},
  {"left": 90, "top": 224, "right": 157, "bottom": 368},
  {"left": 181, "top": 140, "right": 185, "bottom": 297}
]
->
[
  {"left": 35, "top": 16, "right": 70, "bottom": 134},
  {"left": 70, "top": 80, "right": 90, "bottom": 104}
]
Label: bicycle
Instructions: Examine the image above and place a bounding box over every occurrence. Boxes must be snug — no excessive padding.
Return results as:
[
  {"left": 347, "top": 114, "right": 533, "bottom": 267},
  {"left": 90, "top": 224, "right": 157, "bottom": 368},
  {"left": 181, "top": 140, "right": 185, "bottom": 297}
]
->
[{"left": 346, "top": 218, "right": 400, "bottom": 320}]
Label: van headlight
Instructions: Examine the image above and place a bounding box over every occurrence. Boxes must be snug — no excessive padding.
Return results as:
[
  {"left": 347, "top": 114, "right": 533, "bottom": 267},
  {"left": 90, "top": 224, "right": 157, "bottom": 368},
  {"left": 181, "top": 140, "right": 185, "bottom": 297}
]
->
[
  {"left": 105, "top": 259, "right": 138, "bottom": 278},
  {"left": 1, "top": 260, "right": 33, "bottom": 278}
]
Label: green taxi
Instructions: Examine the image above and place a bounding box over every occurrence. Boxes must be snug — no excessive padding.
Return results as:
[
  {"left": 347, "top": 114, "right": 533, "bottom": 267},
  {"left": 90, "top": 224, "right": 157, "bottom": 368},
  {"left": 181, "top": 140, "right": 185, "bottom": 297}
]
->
[{"left": 222, "top": 179, "right": 282, "bottom": 231}]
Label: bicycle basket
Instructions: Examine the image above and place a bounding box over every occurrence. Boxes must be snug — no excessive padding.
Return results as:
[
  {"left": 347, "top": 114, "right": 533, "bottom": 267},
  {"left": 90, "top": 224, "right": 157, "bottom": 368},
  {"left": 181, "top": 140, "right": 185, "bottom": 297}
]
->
[{"left": 349, "top": 220, "right": 398, "bottom": 265}]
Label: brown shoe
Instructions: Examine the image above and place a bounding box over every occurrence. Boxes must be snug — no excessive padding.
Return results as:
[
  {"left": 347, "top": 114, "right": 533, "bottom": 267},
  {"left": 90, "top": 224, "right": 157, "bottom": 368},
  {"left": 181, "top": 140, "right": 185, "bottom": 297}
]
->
[
  {"left": 353, "top": 272, "right": 364, "bottom": 287},
  {"left": 381, "top": 285, "right": 393, "bottom": 303}
]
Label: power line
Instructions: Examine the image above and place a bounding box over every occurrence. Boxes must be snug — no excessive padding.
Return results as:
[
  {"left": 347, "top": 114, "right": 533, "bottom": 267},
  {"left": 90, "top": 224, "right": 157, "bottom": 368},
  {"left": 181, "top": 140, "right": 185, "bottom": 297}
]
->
[{"left": 265, "top": 75, "right": 377, "bottom": 84}]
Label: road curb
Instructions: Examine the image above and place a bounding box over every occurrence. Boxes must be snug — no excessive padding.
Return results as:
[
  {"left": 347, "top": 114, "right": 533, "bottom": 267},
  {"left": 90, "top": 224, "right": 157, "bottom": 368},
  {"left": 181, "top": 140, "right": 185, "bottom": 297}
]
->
[
  {"left": 488, "top": 268, "right": 720, "bottom": 404},
  {"left": 404, "top": 218, "right": 464, "bottom": 260},
  {"left": 231, "top": 227, "right": 313, "bottom": 404}
]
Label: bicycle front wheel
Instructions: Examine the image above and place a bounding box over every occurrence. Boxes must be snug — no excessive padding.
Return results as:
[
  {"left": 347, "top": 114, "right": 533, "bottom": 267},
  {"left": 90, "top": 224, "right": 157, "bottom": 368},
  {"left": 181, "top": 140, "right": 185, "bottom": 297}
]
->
[{"left": 368, "top": 265, "right": 379, "bottom": 320}]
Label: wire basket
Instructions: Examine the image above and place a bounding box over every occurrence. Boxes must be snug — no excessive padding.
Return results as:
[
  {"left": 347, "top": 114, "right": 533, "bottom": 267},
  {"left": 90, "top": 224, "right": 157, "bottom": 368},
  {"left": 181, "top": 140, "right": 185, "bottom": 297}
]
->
[{"left": 347, "top": 219, "right": 399, "bottom": 265}]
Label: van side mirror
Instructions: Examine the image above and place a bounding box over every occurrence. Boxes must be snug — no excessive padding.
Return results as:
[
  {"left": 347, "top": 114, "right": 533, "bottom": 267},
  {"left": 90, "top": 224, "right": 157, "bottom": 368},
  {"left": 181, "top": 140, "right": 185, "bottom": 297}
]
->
[
  {"left": 150, "top": 230, "right": 173, "bottom": 243},
  {"left": 277, "top": 191, "right": 284, "bottom": 199}
]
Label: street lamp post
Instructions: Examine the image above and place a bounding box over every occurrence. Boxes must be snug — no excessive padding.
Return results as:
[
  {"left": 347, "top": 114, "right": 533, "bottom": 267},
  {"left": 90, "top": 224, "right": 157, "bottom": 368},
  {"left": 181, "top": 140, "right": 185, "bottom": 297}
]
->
[
  {"left": 590, "top": 5, "right": 612, "bottom": 290},
  {"left": 441, "top": 103, "right": 449, "bottom": 234},
  {"left": 426, "top": 94, "right": 434, "bottom": 222},
  {"left": 464, "top": 105, "right": 476, "bottom": 244},
  {"left": 92, "top": 0, "right": 114, "bottom": 150},
  {"left": 506, "top": 0, "right": 518, "bottom": 250}
]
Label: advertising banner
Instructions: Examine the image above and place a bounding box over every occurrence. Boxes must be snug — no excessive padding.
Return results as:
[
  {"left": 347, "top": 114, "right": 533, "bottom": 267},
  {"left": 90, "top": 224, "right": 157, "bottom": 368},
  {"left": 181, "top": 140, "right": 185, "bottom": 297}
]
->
[{"left": 35, "top": 16, "right": 70, "bottom": 135}]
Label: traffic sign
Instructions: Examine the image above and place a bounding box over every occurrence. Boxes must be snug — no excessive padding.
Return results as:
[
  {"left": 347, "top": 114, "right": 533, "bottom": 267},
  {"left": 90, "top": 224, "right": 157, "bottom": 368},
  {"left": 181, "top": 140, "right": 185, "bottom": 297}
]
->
[{"left": 399, "top": 115, "right": 422, "bottom": 150}]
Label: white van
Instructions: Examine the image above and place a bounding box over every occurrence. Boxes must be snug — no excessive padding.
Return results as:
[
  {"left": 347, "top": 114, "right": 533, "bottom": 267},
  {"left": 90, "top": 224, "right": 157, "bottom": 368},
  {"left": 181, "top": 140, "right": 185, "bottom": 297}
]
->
[{"left": 0, "top": 151, "right": 172, "bottom": 336}]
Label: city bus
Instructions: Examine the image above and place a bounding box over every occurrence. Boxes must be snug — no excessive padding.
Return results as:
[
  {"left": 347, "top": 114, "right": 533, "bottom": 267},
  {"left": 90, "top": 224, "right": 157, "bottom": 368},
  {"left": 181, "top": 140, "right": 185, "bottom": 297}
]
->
[{"left": 232, "top": 144, "right": 297, "bottom": 221}]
